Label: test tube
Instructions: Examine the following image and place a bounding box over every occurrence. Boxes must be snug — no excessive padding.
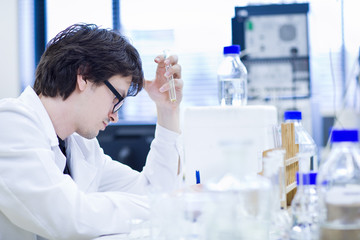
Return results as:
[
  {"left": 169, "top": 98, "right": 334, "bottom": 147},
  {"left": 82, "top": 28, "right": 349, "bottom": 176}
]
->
[{"left": 163, "top": 50, "right": 176, "bottom": 102}]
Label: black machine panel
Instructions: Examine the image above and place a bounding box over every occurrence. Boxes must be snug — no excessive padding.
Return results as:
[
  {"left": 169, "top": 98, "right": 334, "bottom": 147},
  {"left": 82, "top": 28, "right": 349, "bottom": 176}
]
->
[{"left": 97, "top": 124, "right": 156, "bottom": 172}]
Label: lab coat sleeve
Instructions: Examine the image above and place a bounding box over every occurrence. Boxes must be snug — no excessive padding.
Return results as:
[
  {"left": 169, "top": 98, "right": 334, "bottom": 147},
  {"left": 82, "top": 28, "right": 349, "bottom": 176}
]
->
[
  {"left": 0, "top": 107, "right": 149, "bottom": 239},
  {"left": 98, "top": 124, "right": 184, "bottom": 194}
]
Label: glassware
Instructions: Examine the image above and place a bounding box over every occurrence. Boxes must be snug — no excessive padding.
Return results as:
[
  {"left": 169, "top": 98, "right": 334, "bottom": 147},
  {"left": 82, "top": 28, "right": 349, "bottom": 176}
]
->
[
  {"left": 290, "top": 171, "right": 319, "bottom": 240},
  {"left": 163, "top": 49, "right": 176, "bottom": 102},
  {"left": 283, "top": 110, "right": 318, "bottom": 171},
  {"left": 206, "top": 174, "right": 272, "bottom": 240},
  {"left": 217, "top": 45, "right": 248, "bottom": 106},
  {"left": 317, "top": 129, "right": 360, "bottom": 240},
  {"left": 263, "top": 149, "right": 291, "bottom": 240}
]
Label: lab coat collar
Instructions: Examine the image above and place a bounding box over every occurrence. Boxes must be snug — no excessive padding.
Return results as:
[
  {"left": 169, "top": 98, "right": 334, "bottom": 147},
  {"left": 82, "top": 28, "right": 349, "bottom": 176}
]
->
[
  {"left": 19, "top": 86, "right": 58, "bottom": 147},
  {"left": 20, "top": 87, "right": 98, "bottom": 191},
  {"left": 67, "top": 135, "right": 98, "bottom": 192}
]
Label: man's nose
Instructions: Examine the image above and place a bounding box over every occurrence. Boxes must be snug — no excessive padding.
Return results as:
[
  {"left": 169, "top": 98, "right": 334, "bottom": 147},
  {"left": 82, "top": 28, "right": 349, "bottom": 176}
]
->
[{"left": 109, "top": 111, "right": 119, "bottom": 123}]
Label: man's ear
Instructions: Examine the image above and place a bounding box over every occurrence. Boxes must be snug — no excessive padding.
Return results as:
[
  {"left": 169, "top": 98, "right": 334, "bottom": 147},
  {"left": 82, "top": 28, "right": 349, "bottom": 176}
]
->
[{"left": 77, "top": 74, "right": 87, "bottom": 91}]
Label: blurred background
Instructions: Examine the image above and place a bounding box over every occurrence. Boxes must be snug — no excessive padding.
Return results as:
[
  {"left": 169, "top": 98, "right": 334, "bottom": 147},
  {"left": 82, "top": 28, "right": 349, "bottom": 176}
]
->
[{"left": 1, "top": 0, "right": 359, "bottom": 170}]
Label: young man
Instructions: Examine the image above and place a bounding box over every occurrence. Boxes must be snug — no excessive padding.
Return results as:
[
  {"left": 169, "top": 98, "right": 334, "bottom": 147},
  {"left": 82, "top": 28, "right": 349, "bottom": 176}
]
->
[{"left": 0, "top": 23, "right": 183, "bottom": 239}]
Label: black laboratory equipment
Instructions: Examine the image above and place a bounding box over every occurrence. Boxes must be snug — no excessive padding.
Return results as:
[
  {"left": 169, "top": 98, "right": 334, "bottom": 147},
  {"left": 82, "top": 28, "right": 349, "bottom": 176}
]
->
[{"left": 97, "top": 123, "right": 156, "bottom": 172}]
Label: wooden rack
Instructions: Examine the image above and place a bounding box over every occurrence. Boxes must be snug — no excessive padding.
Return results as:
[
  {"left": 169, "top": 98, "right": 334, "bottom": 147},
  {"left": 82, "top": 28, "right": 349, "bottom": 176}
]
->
[
  {"left": 281, "top": 122, "right": 299, "bottom": 207},
  {"left": 261, "top": 122, "right": 299, "bottom": 208}
]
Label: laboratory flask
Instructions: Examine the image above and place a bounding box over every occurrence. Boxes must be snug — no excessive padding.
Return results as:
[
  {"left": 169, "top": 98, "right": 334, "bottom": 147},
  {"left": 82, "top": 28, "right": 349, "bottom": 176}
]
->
[
  {"left": 317, "top": 129, "right": 360, "bottom": 240},
  {"left": 290, "top": 171, "right": 319, "bottom": 240}
]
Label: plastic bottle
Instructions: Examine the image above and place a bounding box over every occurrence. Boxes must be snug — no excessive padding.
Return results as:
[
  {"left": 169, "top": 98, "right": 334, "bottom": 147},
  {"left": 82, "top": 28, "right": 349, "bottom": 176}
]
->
[
  {"left": 217, "top": 45, "right": 248, "bottom": 106},
  {"left": 290, "top": 171, "right": 319, "bottom": 240},
  {"left": 317, "top": 129, "right": 360, "bottom": 240},
  {"left": 283, "top": 110, "right": 318, "bottom": 171}
]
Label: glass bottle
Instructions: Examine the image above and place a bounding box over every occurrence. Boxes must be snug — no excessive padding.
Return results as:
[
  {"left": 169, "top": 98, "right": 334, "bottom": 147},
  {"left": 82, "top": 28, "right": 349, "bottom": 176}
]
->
[
  {"left": 290, "top": 171, "right": 319, "bottom": 240},
  {"left": 317, "top": 129, "right": 360, "bottom": 240},
  {"left": 283, "top": 110, "right": 318, "bottom": 171},
  {"left": 217, "top": 45, "right": 248, "bottom": 106}
]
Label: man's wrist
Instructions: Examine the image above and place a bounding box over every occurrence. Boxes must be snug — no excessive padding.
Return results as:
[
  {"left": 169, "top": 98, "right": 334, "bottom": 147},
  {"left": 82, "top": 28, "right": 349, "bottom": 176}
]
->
[{"left": 156, "top": 105, "right": 180, "bottom": 133}]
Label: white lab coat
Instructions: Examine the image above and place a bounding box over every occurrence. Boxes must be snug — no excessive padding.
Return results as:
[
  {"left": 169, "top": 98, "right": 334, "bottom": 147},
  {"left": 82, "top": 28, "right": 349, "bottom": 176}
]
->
[{"left": 0, "top": 87, "right": 183, "bottom": 240}]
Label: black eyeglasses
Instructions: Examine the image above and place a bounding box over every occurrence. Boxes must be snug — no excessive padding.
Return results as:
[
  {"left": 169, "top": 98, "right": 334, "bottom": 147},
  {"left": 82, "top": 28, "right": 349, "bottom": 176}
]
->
[{"left": 103, "top": 80, "right": 125, "bottom": 113}]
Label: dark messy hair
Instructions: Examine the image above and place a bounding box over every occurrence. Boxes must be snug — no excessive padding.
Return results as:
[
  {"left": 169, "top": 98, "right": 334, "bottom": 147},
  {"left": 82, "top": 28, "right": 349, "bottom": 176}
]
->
[{"left": 33, "top": 23, "right": 143, "bottom": 100}]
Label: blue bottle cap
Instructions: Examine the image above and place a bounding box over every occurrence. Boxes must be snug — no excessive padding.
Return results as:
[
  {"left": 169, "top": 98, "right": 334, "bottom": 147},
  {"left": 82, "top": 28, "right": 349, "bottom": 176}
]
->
[
  {"left": 284, "top": 110, "right": 302, "bottom": 120},
  {"left": 296, "top": 172, "right": 317, "bottom": 185},
  {"left": 331, "top": 129, "right": 359, "bottom": 143},
  {"left": 223, "top": 45, "right": 240, "bottom": 54}
]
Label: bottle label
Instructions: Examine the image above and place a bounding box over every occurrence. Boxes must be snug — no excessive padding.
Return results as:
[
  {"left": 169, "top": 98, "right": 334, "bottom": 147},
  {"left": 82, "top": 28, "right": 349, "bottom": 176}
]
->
[
  {"left": 326, "top": 186, "right": 360, "bottom": 206},
  {"left": 218, "top": 78, "right": 247, "bottom": 106}
]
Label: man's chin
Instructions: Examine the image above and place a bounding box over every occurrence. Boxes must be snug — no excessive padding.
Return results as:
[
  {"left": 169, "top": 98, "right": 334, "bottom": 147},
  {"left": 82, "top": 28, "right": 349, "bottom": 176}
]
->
[{"left": 77, "top": 130, "right": 99, "bottom": 140}]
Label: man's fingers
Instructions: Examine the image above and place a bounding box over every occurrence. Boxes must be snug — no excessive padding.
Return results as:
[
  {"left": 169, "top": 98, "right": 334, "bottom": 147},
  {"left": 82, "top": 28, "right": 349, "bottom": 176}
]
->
[
  {"left": 159, "top": 78, "right": 183, "bottom": 93},
  {"left": 165, "top": 64, "right": 182, "bottom": 79},
  {"left": 154, "top": 54, "right": 179, "bottom": 67}
]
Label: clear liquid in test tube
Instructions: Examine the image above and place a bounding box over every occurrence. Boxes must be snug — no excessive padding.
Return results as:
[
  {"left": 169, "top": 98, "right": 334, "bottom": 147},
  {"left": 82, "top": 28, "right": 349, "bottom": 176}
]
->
[{"left": 163, "top": 50, "right": 176, "bottom": 102}]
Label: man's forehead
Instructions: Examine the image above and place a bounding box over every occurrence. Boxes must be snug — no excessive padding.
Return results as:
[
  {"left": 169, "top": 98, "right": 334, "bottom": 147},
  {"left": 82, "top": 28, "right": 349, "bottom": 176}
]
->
[
  {"left": 108, "top": 75, "right": 132, "bottom": 95},
  {"left": 109, "top": 74, "right": 132, "bottom": 84}
]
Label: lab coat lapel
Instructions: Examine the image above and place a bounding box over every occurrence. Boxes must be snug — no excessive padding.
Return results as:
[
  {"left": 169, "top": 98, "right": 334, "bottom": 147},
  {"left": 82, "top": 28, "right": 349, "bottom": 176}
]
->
[
  {"left": 53, "top": 146, "right": 67, "bottom": 172},
  {"left": 67, "top": 138, "right": 98, "bottom": 192},
  {"left": 20, "top": 87, "right": 59, "bottom": 146},
  {"left": 20, "top": 87, "right": 67, "bottom": 172}
]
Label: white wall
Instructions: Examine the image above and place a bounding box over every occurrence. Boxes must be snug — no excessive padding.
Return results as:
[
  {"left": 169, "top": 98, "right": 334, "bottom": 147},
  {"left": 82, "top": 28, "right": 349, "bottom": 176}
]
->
[{"left": 0, "top": 0, "right": 20, "bottom": 98}]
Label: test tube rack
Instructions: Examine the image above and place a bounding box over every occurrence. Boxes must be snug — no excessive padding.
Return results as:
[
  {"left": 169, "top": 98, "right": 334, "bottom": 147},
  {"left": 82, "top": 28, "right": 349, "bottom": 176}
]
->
[
  {"left": 261, "top": 122, "right": 299, "bottom": 209},
  {"left": 281, "top": 122, "right": 299, "bottom": 208}
]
